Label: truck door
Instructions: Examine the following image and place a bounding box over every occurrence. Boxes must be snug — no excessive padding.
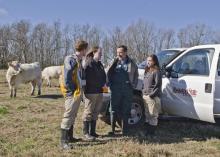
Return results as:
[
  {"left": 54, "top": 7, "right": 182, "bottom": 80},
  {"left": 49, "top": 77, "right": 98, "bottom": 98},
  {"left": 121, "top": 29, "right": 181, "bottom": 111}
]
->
[
  {"left": 214, "top": 53, "right": 220, "bottom": 115},
  {"left": 162, "top": 48, "right": 216, "bottom": 123}
]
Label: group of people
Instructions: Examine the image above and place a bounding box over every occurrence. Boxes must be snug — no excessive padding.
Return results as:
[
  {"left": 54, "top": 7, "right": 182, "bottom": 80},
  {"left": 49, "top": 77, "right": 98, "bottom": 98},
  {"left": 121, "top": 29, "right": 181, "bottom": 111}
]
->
[{"left": 59, "top": 40, "right": 162, "bottom": 149}]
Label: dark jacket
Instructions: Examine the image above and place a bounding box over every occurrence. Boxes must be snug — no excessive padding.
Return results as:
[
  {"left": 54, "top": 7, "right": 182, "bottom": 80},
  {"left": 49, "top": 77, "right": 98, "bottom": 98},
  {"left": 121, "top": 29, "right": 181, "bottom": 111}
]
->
[
  {"left": 107, "top": 56, "right": 139, "bottom": 89},
  {"left": 84, "top": 60, "right": 106, "bottom": 94},
  {"left": 142, "top": 70, "right": 162, "bottom": 98}
]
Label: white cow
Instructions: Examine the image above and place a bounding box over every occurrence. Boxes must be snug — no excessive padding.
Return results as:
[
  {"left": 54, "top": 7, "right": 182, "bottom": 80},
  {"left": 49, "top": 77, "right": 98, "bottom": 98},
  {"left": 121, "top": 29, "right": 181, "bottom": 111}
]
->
[
  {"left": 42, "top": 66, "right": 62, "bottom": 87},
  {"left": 6, "top": 61, "right": 42, "bottom": 97}
]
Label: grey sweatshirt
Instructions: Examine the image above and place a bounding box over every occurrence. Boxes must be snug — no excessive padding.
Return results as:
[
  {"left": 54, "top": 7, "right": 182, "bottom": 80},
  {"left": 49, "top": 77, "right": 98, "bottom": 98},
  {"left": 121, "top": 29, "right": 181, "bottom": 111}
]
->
[{"left": 142, "top": 70, "right": 162, "bottom": 98}]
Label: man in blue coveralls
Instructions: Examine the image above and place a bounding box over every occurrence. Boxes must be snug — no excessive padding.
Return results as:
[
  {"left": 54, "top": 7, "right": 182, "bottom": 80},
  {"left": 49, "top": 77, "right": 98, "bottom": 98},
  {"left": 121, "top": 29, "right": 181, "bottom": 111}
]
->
[{"left": 107, "top": 45, "right": 138, "bottom": 136}]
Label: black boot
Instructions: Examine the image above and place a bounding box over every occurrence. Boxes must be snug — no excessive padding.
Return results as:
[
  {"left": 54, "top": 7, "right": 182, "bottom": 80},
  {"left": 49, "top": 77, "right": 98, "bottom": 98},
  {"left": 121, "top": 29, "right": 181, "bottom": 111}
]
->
[
  {"left": 83, "top": 121, "right": 95, "bottom": 141},
  {"left": 68, "top": 125, "right": 81, "bottom": 142},
  {"left": 144, "top": 123, "right": 156, "bottom": 136},
  {"left": 122, "top": 118, "right": 129, "bottom": 136},
  {"left": 90, "top": 120, "right": 99, "bottom": 137},
  {"left": 60, "top": 129, "right": 72, "bottom": 150},
  {"left": 108, "top": 112, "right": 116, "bottom": 136},
  {"left": 148, "top": 125, "right": 156, "bottom": 135}
]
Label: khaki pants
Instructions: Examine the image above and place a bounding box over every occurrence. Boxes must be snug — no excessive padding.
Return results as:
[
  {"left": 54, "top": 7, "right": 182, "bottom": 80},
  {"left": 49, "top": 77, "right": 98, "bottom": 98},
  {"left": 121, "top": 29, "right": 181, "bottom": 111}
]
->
[
  {"left": 60, "top": 94, "right": 82, "bottom": 130},
  {"left": 82, "top": 93, "right": 103, "bottom": 121},
  {"left": 143, "top": 95, "right": 161, "bottom": 126}
]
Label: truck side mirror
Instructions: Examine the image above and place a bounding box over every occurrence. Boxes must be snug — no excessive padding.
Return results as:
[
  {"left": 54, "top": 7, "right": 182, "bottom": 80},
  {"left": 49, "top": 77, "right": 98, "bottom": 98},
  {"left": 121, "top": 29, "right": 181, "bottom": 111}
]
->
[
  {"left": 165, "top": 71, "right": 171, "bottom": 78},
  {"left": 165, "top": 66, "right": 172, "bottom": 78},
  {"left": 165, "top": 66, "right": 178, "bottom": 78},
  {"left": 161, "top": 64, "right": 167, "bottom": 76},
  {"left": 161, "top": 64, "right": 166, "bottom": 70},
  {"left": 170, "top": 71, "right": 178, "bottom": 78}
]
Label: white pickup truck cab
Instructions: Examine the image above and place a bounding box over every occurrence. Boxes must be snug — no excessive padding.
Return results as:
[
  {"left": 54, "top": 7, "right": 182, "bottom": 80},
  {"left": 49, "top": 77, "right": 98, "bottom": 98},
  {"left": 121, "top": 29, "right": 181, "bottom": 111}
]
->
[
  {"left": 100, "top": 44, "right": 220, "bottom": 126},
  {"left": 161, "top": 44, "right": 220, "bottom": 123}
]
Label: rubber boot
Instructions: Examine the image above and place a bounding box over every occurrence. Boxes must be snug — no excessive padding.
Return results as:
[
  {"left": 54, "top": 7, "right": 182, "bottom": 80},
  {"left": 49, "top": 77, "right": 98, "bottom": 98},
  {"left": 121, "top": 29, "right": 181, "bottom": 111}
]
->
[
  {"left": 68, "top": 125, "right": 81, "bottom": 142},
  {"left": 83, "top": 121, "right": 95, "bottom": 141},
  {"left": 90, "top": 120, "right": 99, "bottom": 137},
  {"left": 60, "top": 129, "right": 72, "bottom": 150},
  {"left": 122, "top": 118, "right": 129, "bottom": 136},
  {"left": 108, "top": 112, "right": 116, "bottom": 136},
  {"left": 144, "top": 123, "right": 156, "bottom": 136},
  {"left": 148, "top": 125, "right": 156, "bottom": 135}
]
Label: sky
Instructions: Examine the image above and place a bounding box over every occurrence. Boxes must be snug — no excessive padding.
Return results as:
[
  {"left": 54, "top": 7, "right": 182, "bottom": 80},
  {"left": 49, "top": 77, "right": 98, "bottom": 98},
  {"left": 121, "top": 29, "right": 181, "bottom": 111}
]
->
[{"left": 0, "top": 0, "right": 220, "bottom": 30}]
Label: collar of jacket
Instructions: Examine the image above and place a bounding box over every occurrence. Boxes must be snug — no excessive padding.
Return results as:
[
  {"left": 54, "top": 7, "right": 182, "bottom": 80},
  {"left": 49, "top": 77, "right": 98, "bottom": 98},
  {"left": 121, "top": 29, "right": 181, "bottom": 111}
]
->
[
  {"left": 72, "top": 53, "right": 82, "bottom": 62},
  {"left": 113, "top": 55, "right": 131, "bottom": 65}
]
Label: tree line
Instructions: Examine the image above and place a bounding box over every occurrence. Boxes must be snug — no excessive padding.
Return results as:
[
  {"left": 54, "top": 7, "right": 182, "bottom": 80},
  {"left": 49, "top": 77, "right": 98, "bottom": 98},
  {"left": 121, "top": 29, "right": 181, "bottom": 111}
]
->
[{"left": 0, "top": 19, "right": 220, "bottom": 69}]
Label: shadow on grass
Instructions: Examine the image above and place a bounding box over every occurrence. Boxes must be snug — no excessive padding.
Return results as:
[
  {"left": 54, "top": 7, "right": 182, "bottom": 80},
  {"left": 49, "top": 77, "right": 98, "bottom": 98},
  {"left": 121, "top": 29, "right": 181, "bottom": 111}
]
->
[
  {"left": 71, "top": 140, "right": 109, "bottom": 147},
  {"left": 34, "top": 94, "right": 63, "bottom": 99},
  {"left": 130, "top": 118, "right": 220, "bottom": 145},
  {"left": 70, "top": 135, "right": 132, "bottom": 148},
  {"left": 93, "top": 117, "right": 220, "bottom": 145},
  {"left": 0, "top": 81, "right": 7, "bottom": 84},
  {"left": 57, "top": 118, "right": 220, "bottom": 149}
]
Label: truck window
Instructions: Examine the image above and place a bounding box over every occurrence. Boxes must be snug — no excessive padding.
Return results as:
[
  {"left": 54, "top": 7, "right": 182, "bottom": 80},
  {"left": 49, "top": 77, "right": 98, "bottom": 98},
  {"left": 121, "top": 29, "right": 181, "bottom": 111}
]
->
[{"left": 172, "top": 49, "right": 214, "bottom": 76}]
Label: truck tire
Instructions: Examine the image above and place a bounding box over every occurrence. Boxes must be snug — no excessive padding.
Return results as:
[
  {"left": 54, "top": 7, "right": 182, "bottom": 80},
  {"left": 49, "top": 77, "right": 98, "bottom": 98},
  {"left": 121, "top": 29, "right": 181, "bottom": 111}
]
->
[
  {"left": 99, "top": 94, "right": 145, "bottom": 128},
  {"left": 128, "top": 94, "right": 145, "bottom": 127}
]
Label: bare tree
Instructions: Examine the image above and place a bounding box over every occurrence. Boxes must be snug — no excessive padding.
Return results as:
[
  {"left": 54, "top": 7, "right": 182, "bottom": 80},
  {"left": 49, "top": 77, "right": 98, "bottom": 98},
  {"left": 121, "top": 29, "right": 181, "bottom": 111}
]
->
[
  {"left": 108, "top": 26, "right": 125, "bottom": 59},
  {"left": 62, "top": 25, "right": 73, "bottom": 58},
  {"left": 177, "top": 23, "right": 212, "bottom": 47},
  {"left": 102, "top": 35, "right": 112, "bottom": 66},
  {"left": 124, "top": 19, "right": 156, "bottom": 62},
  {"left": 0, "top": 25, "right": 13, "bottom": 68},
  {"left": 211, "top": 30, "right": 220, "bottom": 44},
  {"left": 1, "top": 20, "right": 219, "bottom": 69},
  {"left": 31, "top": 23, "right": 54, "bottom": 67},
  {"left": 155, "top": 29, "right": 176, "bottom": 52},
  {"left": 71, "top": 24, "right": 102, "bottom": 50},
  {"left": 11, "top": 20, "right": 32, "bottom": 63},
  {"left": 51, "top": 21, "right": 62, "bottom": 65}
]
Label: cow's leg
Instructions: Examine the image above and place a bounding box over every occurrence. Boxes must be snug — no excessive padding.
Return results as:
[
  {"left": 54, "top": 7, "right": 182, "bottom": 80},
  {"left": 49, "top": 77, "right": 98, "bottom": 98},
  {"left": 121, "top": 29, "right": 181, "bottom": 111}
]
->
[
  {"left": 37, "top": 79, "right": 42, "bottom": 96},
  {"left": 10, "top": 85, "right": 13, "bottom": 98},
  {"left": 46, "top": 77, "right": 51, "bottom": 87},
  {"left": 30, "top": 81, "right": 36, "bottom": 96},
  {"left": 13, "top": 87, "right": 17, "bottom": 97},
  {"left": 45, "top": 77, "right": 48, "bottom": 86},
  {"left": 49, "top": 79, "right": 51, "bottom": 87}
]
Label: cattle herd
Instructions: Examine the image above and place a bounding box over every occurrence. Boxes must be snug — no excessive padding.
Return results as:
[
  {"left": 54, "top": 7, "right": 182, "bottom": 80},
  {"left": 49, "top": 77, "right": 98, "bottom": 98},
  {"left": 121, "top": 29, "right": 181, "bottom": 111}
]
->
[{"left": 6, "top": 61, "right": 62, "bottom": 97}]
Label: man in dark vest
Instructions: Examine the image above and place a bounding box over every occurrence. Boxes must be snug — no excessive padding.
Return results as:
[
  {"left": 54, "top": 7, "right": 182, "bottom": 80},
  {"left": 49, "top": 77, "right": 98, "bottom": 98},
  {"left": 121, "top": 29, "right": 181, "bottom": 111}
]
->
[{"left": 107, "top": 45, "right": 138, "bottom": 136}]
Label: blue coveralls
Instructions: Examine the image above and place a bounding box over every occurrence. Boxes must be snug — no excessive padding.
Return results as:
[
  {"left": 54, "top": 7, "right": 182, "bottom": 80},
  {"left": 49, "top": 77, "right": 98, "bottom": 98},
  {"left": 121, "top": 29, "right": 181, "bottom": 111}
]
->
[{"left": 110, "top": 60, "right": 133, "bottom": 133}]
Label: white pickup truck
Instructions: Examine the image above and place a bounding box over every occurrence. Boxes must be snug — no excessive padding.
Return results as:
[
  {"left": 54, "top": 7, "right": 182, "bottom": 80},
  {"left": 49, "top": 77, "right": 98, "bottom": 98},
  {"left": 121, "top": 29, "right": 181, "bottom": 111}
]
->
[{"left": 100, "top": 44, "right": 220, "bottom": 126}]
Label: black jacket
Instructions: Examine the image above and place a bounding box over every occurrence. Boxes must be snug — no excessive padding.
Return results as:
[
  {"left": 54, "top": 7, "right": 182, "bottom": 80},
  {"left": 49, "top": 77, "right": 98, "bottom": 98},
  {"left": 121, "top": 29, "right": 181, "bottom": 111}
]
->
[{"left": 84, "top": 60, "right": 106, "bottom": 94}]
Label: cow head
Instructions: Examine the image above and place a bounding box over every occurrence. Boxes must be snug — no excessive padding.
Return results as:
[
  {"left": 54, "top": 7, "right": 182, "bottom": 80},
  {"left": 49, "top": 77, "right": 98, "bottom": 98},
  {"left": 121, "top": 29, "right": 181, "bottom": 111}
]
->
[{"left": 8, "top": 61, "right": 23, "bottom": 74}]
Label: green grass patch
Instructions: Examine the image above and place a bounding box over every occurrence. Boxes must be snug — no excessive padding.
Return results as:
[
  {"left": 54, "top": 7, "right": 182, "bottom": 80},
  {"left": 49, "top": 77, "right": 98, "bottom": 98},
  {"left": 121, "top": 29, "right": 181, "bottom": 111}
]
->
[
  {"left": 16, "top": 105, "right": 28, "bottom": 110},
  {"left": 0, "top": 106, "right": 8, "bottom": 115}
]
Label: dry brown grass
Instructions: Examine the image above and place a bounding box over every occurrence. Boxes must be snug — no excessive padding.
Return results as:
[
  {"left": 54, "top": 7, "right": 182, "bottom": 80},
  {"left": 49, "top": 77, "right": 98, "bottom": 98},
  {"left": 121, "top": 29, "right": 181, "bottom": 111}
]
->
[{"left": 1, "top": 69, "right": 220, "bottom": 157}]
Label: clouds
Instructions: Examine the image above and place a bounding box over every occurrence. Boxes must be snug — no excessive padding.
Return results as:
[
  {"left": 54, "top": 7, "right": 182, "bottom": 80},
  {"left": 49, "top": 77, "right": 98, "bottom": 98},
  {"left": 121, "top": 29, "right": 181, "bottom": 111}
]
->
[{"left": 0, "top": 8, "right": 8, "bottom": 17}]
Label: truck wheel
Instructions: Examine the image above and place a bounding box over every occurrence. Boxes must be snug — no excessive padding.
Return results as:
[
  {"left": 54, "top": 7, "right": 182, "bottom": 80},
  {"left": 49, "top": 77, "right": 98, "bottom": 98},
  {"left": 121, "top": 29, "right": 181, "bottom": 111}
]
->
[
  {"left": 128, "top": 95, "right": 145, "bottom": 127},
  {"left": 99, "top": 101, "right": 122, "bottom": 127},
  {"left": 99, "top": 94, "right": 145, "bottom": 127}
]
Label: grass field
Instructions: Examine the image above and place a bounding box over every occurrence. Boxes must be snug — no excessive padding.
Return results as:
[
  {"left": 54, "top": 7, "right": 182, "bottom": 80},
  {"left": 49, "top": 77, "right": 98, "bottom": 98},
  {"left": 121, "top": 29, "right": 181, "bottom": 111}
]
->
[{"left": 1, "top": 69, "right": 220, "bottom": 157}]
